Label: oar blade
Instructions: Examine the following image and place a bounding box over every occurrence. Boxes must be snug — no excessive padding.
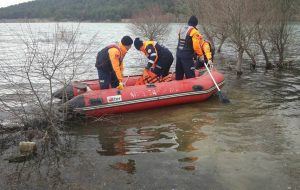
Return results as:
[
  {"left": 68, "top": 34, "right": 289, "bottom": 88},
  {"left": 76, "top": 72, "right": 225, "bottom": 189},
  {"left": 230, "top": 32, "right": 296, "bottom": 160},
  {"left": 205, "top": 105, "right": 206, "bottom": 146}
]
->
[{"left": 217, "top": 91, "right": 230, "bottom": 104}]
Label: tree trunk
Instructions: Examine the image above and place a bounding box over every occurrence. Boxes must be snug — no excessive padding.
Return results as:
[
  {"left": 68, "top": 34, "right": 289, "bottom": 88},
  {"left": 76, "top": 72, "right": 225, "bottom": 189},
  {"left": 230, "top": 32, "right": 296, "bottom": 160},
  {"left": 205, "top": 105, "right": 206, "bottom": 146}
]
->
[
  {"left": 245, "top": 49, "right": 256, "bottom": 71},
  {"left": 259, "top": 45, "right": 272, "bottom": 69},
  {"left": 217, "top": 36, "right": 227, "bottom": 53},
  {"left": 256, "top": 26, "right": 272, "bottom": 70},
  {"left": 236, "top": 48, "right": 244, "bottom": 76},
  {"left": 278, "top": 48, "right": 284, "bottom": 68},
  {"left": 202, "top": 26, "right": 215, "bottom": 47}
]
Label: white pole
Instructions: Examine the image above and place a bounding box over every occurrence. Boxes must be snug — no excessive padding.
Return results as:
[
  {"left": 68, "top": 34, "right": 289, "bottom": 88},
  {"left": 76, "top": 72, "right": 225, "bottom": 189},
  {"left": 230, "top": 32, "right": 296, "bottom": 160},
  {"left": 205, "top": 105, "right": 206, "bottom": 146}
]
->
[{"left": 204, "top": 63, "right": 221, "bottom": 91}]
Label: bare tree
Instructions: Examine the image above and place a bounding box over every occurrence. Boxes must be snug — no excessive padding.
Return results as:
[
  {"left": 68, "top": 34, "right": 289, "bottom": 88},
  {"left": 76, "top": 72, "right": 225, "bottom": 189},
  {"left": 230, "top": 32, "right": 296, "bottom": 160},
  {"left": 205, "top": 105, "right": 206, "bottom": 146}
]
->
[
  {"left": 249, "top": 0, "right": 273, "bottom": 69},
  {"left": 129, "top": 5, "right": 172, "bottom": 42},
  {"left": 268, "top": 0, "right": 295, "bottom": 68},
  {"left": 250, "top": 0, "right": 297, "bottom": 69},
  {"left": 0, "top": 23, "right": 96, "bottom": 152},
  {"left": 184, "top": 0, "right": 297, "bottom": 74},
  {"left": 0, "top": 23, "right": 98, "bottom": 188},
  {"left": 184, "top": 0, "right": 253, "bottom": 75}
]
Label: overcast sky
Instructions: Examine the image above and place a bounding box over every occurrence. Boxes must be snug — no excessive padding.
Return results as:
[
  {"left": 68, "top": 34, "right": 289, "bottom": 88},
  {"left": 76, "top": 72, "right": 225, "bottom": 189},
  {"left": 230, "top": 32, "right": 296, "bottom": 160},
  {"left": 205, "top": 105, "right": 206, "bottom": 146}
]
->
[{"left": 0, "top": 0, "right": 33, "bottom": 8}]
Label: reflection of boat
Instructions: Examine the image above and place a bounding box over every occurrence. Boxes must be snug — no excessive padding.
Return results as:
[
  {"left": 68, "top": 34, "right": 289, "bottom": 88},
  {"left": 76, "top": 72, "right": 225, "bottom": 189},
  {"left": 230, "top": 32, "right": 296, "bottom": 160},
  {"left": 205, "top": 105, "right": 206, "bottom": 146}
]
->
[
  {"left": 61, "top": 69, "right": 225, "bottom": 117},
  {"left": 95, "top": 123, "right": 180, "bottom": 156}
]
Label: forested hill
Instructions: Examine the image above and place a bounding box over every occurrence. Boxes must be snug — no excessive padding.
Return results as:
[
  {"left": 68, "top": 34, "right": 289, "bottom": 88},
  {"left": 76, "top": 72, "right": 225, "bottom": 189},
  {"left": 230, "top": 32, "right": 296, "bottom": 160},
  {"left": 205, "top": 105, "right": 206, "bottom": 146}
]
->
[{"left": 0, "top": 0, "right": 180, "bottom": 21}]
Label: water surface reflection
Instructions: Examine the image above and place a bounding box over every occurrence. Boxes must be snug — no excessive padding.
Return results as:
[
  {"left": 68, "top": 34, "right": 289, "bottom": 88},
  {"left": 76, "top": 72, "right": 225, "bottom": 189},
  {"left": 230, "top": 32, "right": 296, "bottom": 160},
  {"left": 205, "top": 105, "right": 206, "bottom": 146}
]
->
[{"left": 72, "top": 104, "right": 213, "bottom": 156}]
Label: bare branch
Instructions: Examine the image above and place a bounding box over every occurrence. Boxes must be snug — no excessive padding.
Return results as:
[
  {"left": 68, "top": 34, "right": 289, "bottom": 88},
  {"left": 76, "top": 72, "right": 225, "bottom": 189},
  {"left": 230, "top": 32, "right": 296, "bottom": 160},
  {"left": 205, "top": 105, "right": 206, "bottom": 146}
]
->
[{"left": 129, "top": 5, "right": 172, "bottom": 42}]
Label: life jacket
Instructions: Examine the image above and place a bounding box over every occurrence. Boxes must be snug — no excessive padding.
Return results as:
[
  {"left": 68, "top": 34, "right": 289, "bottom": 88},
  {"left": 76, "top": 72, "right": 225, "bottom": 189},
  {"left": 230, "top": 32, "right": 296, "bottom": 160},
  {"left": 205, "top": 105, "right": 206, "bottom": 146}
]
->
[
  {"left": 135, "top": 69, "right": 172, "bottom": 85},
  {"left": 95, "top": 44, "right": 123, "bottom": 71},
  {"left": 201, "top": 41, "right": 215, "bottom": 62},
  {"left": 177, "top": 26, "right": 194, "bottom": 52}
]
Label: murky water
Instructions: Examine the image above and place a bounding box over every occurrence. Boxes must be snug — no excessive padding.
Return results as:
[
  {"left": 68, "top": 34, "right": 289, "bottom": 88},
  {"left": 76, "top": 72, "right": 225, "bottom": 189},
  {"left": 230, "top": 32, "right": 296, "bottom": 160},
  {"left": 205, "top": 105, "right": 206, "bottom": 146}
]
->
[{"left": 0, "top": 23, "right": 300, "bottom": 189}]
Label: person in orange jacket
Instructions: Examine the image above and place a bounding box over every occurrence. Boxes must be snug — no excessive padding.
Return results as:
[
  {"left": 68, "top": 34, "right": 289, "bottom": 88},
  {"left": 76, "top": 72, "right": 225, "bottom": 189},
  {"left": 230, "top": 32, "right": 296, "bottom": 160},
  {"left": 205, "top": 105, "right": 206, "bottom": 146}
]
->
[
  {"left": 134, "top": 38, "right": 174, "bottom": 78},
  {"left": 95, "top": 36, "right": 133, "bottom": 90},
  {"left": 195, "top": 40, "right": 215, "bottom": 69},
  {"left": 176, "top": 15, "right": 204, "bottom": 80}
]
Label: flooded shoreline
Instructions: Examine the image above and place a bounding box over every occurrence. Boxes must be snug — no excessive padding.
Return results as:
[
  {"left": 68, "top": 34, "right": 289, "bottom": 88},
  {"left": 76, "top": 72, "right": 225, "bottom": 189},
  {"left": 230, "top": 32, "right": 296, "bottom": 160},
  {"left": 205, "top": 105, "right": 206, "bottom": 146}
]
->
[
  {"left": 1, "top": 65, "right": 299, "bottom": 190},
  {"left": 0, "top": 23, "right": 300, "bottom": 189}
]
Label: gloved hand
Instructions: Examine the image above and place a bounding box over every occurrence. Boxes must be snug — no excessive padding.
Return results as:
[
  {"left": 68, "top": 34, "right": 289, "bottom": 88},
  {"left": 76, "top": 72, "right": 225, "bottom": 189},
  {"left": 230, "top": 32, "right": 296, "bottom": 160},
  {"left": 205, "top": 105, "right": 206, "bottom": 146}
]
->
[
  {"left": 150, "top": 67, "right": 155, "bottom": 73},
  {"left": 195, "top": 57, "right": 204, "bottom": 69},
  {"left": 145, "top": 67, "right": 155, "bottom": 73},
  {"left": 208, "top": 60, "right": 213, "bottom": 68},
  {"left": 143, "top": 69, "right": 149, "bottom": 76},
  {"left": 199, "top": 55, "right": 205, "bottom": 61},
  {"left": 145, "top": 62, "right": 152, "bottom": 70},
  {"left": 117, "top": 82, "right": 124, "bottom": 90}
]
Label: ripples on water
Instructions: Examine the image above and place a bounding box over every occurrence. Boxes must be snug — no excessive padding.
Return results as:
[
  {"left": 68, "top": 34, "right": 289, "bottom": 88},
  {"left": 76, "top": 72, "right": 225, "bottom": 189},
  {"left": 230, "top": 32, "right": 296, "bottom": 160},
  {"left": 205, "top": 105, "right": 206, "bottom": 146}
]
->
[{"left": 0, "top": 23, "right": 300, "bottom": 189}]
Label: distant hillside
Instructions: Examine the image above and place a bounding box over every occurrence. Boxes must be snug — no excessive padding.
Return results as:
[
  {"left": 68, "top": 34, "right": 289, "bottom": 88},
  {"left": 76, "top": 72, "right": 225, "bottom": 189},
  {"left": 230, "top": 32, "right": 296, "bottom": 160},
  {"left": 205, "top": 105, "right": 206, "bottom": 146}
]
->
[{"left": 0, "top": 0, "right": 181, "bottom": 21}]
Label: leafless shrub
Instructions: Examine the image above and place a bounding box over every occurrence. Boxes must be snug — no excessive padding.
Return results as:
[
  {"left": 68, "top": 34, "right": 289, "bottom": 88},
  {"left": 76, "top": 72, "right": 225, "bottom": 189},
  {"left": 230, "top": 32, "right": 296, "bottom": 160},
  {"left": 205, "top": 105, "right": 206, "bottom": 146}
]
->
[
  {"left": 267, "top": 0, "right": 295, "bottom": 68},
  {"left": 0, "top": 23, "right": 98, "bottom": 188},
  {"left": 0, "top": 23, "right": 96, "bottom": 153},
  {"left": 252, "top": 0, "right": 296, "bottom": 69},
  {"left": 185, "top": 0, "right": 297, "bottom": 74},
  {"left": 129, "top": 5, "right": 172, "bottom": 42}
]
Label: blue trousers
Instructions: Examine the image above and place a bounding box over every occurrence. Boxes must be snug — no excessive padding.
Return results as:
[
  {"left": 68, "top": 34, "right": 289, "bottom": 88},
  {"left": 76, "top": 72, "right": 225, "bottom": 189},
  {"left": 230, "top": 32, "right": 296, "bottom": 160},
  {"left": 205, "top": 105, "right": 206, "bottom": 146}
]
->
[
  {"left": 97, "top": 68, "right": 119, "bottom": 89},
  {"left": 175, "top": 50, "right": 195, "bottom": 80},
  {"left": 152, "top": 50, "right": 174, "bottom": 77}
]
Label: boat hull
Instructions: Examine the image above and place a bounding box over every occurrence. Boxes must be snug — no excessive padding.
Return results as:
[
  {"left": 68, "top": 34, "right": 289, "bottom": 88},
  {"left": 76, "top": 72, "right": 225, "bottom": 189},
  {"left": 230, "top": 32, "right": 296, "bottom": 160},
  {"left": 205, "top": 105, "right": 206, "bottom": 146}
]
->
[{"left": 63, "top": 69, "right": 225, "bottom": 117}]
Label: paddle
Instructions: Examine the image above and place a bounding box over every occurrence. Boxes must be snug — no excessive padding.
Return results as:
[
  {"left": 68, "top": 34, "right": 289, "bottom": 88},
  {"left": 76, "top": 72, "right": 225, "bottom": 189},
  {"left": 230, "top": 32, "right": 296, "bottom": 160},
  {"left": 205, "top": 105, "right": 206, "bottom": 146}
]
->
[
  {"left": 204, "top": 62, "right": 230, "bottom": 104},
  {"left": 124, "top": 76, "right": 130, "bottom": 86}
]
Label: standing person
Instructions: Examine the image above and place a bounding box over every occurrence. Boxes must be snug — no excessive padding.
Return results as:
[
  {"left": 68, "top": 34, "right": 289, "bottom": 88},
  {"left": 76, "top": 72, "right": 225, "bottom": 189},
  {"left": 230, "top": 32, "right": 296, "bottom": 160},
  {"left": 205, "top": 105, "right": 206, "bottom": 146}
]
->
[
  {"left": 95, "top": 36, "right": 133, "bottom": 90},
  {"left": 176, "top": 15, "right": 204, "bottom": 80},
  {"left": 195, "top": 40, "right": 215, "bottom": 69},
  {"left": 134, "top": 38, "right": 174, "bottom": 78}
]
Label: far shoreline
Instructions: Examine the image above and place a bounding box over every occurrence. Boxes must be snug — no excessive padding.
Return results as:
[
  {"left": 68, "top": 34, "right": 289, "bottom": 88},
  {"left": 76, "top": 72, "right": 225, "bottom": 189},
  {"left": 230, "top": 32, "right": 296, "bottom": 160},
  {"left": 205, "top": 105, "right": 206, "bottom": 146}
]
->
[
  {"left": 1, "top": 18, "right": 299, "bottom": 24},
  {"left": 0, "top": 18, "right": 135, "bottom": 23}
]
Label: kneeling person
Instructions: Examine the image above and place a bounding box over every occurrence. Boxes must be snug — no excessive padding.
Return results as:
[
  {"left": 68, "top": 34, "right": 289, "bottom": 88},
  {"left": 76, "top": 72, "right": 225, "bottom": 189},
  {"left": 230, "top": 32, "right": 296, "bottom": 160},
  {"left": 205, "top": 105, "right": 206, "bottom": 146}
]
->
[{"left": 134, "top": 38, "right": 174, "bottom": 84}]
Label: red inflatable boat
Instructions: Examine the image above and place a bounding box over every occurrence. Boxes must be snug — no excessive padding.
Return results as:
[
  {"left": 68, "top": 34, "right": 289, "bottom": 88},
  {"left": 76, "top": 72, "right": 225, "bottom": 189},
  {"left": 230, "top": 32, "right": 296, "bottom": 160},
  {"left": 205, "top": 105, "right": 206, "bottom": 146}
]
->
[
  {"left": 61, "top": 69, "right": 225, "bottom": 117},
  {"left": 53, "top": 74, "right": 149, "bottom": 101}
]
